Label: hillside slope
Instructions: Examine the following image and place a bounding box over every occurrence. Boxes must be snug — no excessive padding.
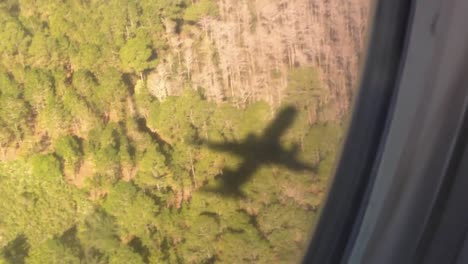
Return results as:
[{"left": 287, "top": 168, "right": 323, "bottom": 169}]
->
[{"left": 150, "top": 0, "right": 370, "bottom": 121}]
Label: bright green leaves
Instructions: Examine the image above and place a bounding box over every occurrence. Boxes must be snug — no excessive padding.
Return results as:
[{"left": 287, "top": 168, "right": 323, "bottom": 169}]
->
[
  {"left": 183, "top": 0, "right": 219, "bottom": 23},
  {"left": 25, "top": 239, "right": 80, "bottom": 264},
  {"left": 257, "top": 202, "right": 315, "bottom": 261},
  {"left": 134, "top": 144, "right": 172, "bottom": 194},
  {"left": 0, "top": 95, "right": 31, "bottom": 144},
  {"left": 86, "top": 123, "right": 123, "bottom": 175},
  {"left": 120, "top": 34, "right": 156, "bottom": 74},
  {"left": 0, "top": 1, "right": 341, "bottom": 263},
  {"left": 148, "top": 90, "right": 212, "bottom": 143},
  {"left": 77, "top": 210, "right": 121, "bottom": 256},
  {"left": 95, "top": 68, "right": 128, "bottom": 114},
  {"left": 237, "top": 101, "right": 271, "bottom": 139},
  {"left": 54, "top": 135, "right": 83, "bottom": 171},
  {"left": 36, "top": 95, "right": 70, "bottom": 139},
  {"left": 73, "top": 44, "right": 101, "bottom": 71},
  {"left": 0, "top": 71, "right": 21, "bottom": 98},
  {"left": 176, "top": 213, "right": 219, "bottom": 263},
  {"left": 72, "top": 69, "right": 97, "bottom": 98},
  {"left": 1, "top": 235, "right": 29, "bottom": 264},
  {"left": 102, "top": 182, "right": 158, "bottom": 240},
  {"left": 286, "top": 67, "right": 323, "bottom": 125},
  {"left": 23, "top": 68, "right": 54, "bottom": 111},
  {"left": 108, "top": 247, "right": 145, "bottom": 264},
  {"left": 28, "top": 32, "right": 50, "bottom": 66},
  {"left": 153, "top": 0, "right": 186, "bottom": 21},
  {"left": 286, "top": 67, "right": 322, "bottom": 102},
  {"left": 0, "top": 17, "right": 28, "bottom": 55},
  {"left": 71, "top": 68, "right": 128, "bottom": 117},
  {"left": 301, "top": 123, "right": 343, "bottom": 167},
  {"left": 0, "top": 72, "right": 31, "bottom": 147},
  {"left": 30, "top": 154, "right": 62, "bottom": 183},
  {"left": 0, "top": 161, "right": 91, "bottom": 248},
  {"left": 216, "top": 226, "right": 272, "bottom": 264}
]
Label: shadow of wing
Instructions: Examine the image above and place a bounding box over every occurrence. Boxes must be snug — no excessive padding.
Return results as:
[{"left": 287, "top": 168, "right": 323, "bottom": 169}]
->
[
  {"left": 283, "top": 158, "right": 316, "bottom": 172},
  {"left": 202, "top": 158, "right": 260, "bottom": 197},
  {"left": 203, "top": 140, "right": 245, "bottom": 155},
  {"left": 262, "top": 106, "right": 297, "bottom": 142}
]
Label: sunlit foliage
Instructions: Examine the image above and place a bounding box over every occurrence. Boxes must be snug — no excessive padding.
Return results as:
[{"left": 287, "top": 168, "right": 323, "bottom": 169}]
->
[{"left": 0, "top": 1, "right": 343, "bottom": 263}]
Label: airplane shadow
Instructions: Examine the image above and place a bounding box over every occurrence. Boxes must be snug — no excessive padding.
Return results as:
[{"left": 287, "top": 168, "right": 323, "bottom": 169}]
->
[{"left": 199, "top": 105, "right": 316, "bottom": 197}]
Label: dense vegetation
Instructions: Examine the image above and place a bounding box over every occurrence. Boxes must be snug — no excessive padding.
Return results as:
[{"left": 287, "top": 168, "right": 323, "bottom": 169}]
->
[{"left": 0, "top": 1, "right": 343, "bottom": 263}]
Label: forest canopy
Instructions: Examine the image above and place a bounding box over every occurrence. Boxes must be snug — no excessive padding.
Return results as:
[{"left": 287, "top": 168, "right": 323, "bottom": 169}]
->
[{"left": 0, "top": 0, "right": 345, "bottom": 263}]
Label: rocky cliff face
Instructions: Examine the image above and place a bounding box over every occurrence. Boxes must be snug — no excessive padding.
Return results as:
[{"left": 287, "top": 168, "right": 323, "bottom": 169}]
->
[{"left": 149, "top": 0, "right": 370, "bottom": 121}]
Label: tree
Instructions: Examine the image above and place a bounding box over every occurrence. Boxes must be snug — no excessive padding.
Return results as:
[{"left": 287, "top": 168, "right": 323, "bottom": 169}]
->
[
  {"left": 86, "top": 123, "right": 122, "bottom": 175},
  {"left": 73, "top": 44, "right": 101, "bottom": 70},
  {"left": 0, "top": 96, "right": 32, "bottom": 143},
  {"left": 77, "top": 210, "right": 121, "bottom": 258},
  {"left": 0, "top": 17, "right": 28, "bottom": 56},
  {"left": 0, "top": 71, "right": 20, "bottom": 98},
  {"left": 0, "top": 1, "right": 347, "bottom": 262},
  {"left": 23, "top": 68, "right": 55, "bottom": 111},
  {"left": 1, "top": 235, "right": 29, "bottom": 264},
  {"left": 72, "top": 69, "right": 97, "bottom": 100},
  {"left": 36, "top": 95, "right": 71, "bottom": 139},
  {"left": 25, "top": 239, "right": 80, "bottom": 264},
  {"left": 285, "top": 67, "right": 323, "bottom": 125},
  {"left": 133, "top": 143, "right": 173, "bottom": 195},
  {"left": 108, "top": 247, "right": 145, "bottom": 264},
  {"left": 256, "top": 202, "right": 315, "bottom": 262},
  {"left": 119, "top": 33, "right": 156, "bottom": 76},
  {"left": 28, "top": 32, "right": 50, "bottom": 66},
  {"left": 62, "top": 87, "right": 101, "bottom": 135},
  {"left": 94, "top": 67, "right": 128, "bottom": 118},
  {"left": 102, "top": 182, "right": 159, "bottom": 241},
  {"left": 183, "top": 0, "right": 219, "bottom": 23},
  {"left": 30, "top": 154, "right": 63, "bottom": 184},
  {"left": 0, "top": 160, "right": 92, "bottom": 248},
  {"left": 54, "top": 135, "right": 83, "bottom": 178},
  {"left": 300, "top": 123, "right": 342, "bottom": 166}
]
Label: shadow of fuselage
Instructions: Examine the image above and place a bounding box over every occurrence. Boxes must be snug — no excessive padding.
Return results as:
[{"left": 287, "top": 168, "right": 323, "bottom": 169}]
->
[{"left": 201, "top": 106, "right": 315, "bottom": 197}]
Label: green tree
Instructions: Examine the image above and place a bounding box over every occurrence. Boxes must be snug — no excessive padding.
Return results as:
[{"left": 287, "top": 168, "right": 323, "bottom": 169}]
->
[
  {"left": 26, "top": 239, "right": 80, "bottom": 264},
  {"left": 36, "top": 95, "right": 71, "bottom": 139},
  {"left": 0, "top": 97, "right": 32, "bottom": 143},
  {"left": 62, "top": 88, "right": 101, "bottom": 134},
  {"left": 256, "top": 202, "right": 315, "bottom": 262},
  {"left": 183, "top": 0, "right": 219, "bottom": 23},
  {"left": 286, "top": 67, "right": 323, "bottom": 124},
  {"left": 119, "top": 34, "right": 156, "bottom": 76},
  {"left": 54, "top": 135, "right": 83, "bottom": 178},
  {"left": 28, "top": 32, "right": 50, "bottom": 66},
  {"left": 77, "top": 210, "right": 121, "bottom": 258},
  {"left": 23, "top": 68, "right": 55, "bottom": 111},
  {"left": 134, "top": 143, "right": 173, "bottom": 195},
  {"left": 94, "top": 67, "right": 128, "bottom": 117},
  {"left": 102, "top": 182, "right": 159, "bottom": 241},
  {"left": 30, "top": 154, "right": 63, "bottom": 183},
  {"left": 0, "top": 16, "right": 28, "bottom": 56},
  {"left": 72, "top": 69, "right": 97, "bottom": 100},
  {"left": 73, "top": 44, "right": 101, "bottom": 71},
  {"left": 86, "top": 123, "right": 122, "bottom": 175},
  {"left": 0, "top": 160, "right": 91, "bottom": 247},
  {"left": 0, "top": 71, "right": 21, "bottom": 98},
  {"left": 108, "top": 247, "right": 144, "bottom": 264}
]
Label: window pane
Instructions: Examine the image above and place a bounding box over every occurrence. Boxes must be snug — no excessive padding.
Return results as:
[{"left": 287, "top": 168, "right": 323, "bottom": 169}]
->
[{"left": 0, "top": 0, "right": 371, "bottom": 263}]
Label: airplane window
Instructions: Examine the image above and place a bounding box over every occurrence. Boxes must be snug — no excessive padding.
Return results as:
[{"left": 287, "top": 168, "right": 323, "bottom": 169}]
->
[{"left": 0, "top": 0, "right": 371, "bottom": 263}]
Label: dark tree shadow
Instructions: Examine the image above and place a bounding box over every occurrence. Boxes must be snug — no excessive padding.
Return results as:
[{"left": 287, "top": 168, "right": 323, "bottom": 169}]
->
[
  {"left": 201, "top": 106, "right": 315, "bottom": 197},
  {"left": 2, "top": 235, "right": 30, "bottom": 264}
]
